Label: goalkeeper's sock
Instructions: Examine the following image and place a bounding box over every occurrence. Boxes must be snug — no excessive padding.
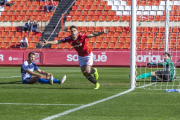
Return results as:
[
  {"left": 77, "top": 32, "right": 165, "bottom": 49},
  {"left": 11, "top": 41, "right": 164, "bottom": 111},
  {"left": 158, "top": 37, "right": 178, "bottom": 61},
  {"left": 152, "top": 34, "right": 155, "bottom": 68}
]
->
[
  {"left": 87, "top": 74, "right": 97, "bottom": 84},
  {"left": 136, "top": 72, "right": 151, "bottom": 80},
  {"left": 90, "top": 68, "right": 95, "bottom": 74},
  {"left": 48, "top": 77, "right": 60, "bottom": 83},
  {"left": 38, "top": 78, "right": 49, "bottom": 84}
]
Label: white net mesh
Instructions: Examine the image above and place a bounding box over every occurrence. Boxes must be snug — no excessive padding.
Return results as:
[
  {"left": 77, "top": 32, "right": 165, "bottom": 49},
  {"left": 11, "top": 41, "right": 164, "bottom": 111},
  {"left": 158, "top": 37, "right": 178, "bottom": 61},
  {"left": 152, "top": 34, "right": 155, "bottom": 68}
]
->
[{"left": 135, "top": 0, "right": 180, "bottom": 90}]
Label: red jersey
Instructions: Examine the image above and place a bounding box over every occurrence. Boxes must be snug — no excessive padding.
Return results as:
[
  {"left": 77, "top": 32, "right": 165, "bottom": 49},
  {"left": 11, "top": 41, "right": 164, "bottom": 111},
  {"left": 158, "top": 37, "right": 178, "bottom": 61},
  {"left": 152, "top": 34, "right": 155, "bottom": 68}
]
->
[{"left": 61, "top": 33, "right": 92, "bottom": 57}]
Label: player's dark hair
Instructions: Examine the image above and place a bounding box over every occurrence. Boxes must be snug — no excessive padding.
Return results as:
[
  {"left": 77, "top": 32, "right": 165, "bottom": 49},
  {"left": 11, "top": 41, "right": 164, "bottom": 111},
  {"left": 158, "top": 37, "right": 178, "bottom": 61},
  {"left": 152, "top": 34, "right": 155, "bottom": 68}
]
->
[
  {"left": 28, "top": 52, "right": 35, "bottom": 58},
  {"left": 164, "top": 52, "right": 171, "bottom": 58},
  {"left": 70, "top": 25, "right": 78, "bottom": 31}
]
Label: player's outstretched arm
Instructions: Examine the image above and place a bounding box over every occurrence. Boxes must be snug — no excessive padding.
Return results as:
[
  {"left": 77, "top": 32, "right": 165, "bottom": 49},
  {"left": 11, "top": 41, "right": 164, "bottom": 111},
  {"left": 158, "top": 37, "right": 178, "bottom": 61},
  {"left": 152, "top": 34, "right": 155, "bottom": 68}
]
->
[
  {"left": 39, "top": 38, "right": 62, "bottom": 46},
  {"left": 87, "top": 29, "right": 109, "bottom": 38},
  {"left": 147, "top": 62, "right": 167, "bottom": 66}
]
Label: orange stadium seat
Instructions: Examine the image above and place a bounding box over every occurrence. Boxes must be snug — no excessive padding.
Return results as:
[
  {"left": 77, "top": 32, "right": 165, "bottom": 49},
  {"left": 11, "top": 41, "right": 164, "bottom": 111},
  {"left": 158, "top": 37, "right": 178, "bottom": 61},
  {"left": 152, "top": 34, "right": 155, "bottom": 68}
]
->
[
  {"left": 33, "top": 38, "right": 39, "bottom": 42},
  {"left": 79, "top": 16, "right": 86, "bottom": 21},
  {"left": 101, "top": 1, "right": 107, "bottom": 5},
  {"left": 153, "top": 43, "right": 160, "bottom": 49},
  {"left": 155, "top": 38, "right": 162, "bottom": 43},
  {"left": 106, "top": 16, "right": 113, "bottom": 21},
  {"left": 121, "top": 32, "right": 127, "bottom": 38},
  {"left": 78, "top": 5, "right": 85, "bottom": 11},
  {"left": 109, "top": 43, "right": 115, "bottom": 49},
  {"left": 8, "top": 32, "right": 15, "bottom": 37},
  {"left": 107, "top": 32, "right": 113, "bottom": 37},
  {"left": 149, "top": 33, "right": 156, "bottom": 38},
  {"left": 0, "top": 37, "right": 4, "bottom": 42},
  {"left": 12, "top": 37, "right": 19, "bottom": 42},
  {"left": 87, "top": 42, "right": 94, "bottom": 48},
  {"left": 151, "top": 27, "right": 158, "bottom": 32},
  {"left": 0, "top": 27, "right": 4, "bottom": 31},
  {"left": 146, "top": 44, "right": 153, "bottom": 49},
  {"left": 14, "top": 1, "right": 20, "bottom": 6},
  {"left": 72, "top": 6, "right": 78, "bottom": 11},
  {"left": 144, "top": 27, "right": 151, "bottom": 32},
  {"left": 97, "top": 37, "right": 104, "bottom": 42},
  {"left": 37, "top": 6, "right": 43, "bottom": 11},
  {"left": 21, "top": 1, "right": 26, "bottom": 6},
  {"left": 2, "top": 42, "right": 9, "bottom": 48},
  {"left": 138, "top": 43, "right": 145, "bottom": 49},
  {"left": 10, "top": 6, "right": 17, "bottom": 11},
  {"left": 58, "top": 32, "right": 65, "bottom": 37},
  {"left": 124, "top": 43, "right": 130, "bottom": 49},
  {"left": 81, "top": 27, "right": 88, "bottom": 32},
  {"left": 116, "top": 27, "right": 122, "bottom": 32},
  {"left": 89, "top": 37, "right": 96, "bottom": 42},
  {"left": 173, "top": 27, "right": 180, "bottom": 32},
  {"left": 15, "top": 32, "right": 22, "bottom": 37},
  {"left": 93, "top": 16, "right": 99, "bottom": 21},
  {"left": 4, "top": 6, "right": 10, "bottom": 11},
  {"left": 99, "top": 16, "right": 106, "bottom": 21},
  {"left": 87, "top": 27, "right": 94, "bottom": 32},
  {"left": 86, "top": 16, "right": 92, "bottom": 21},
  {"left": 96, "top": 11, "right": 102, "bottom": 16},
  {"left": 47, "top": 12, "right": 53, "bottom": 16},
  {"left": 1, "top": 12, "right": 7, "bottom": 16},
  {"left": 7, "top": 11, "right": 13, "bottom": 16},
  {"left": 22, "top": 32, "right": 28, "bottom": 37},
  {"left": 64, "top": 32, "right": 71, "bottom": 37},
  {"left": 0, "top": 16, "right": 4, "bottom": 21},
  {"left": 29, "top": 43, "right": 36, "bottom": 48},
  {"left": 105, "top": 6, "right": 111, "bottom": 11},
  {"left": 58, "top": 43, "right": 65, "bottom": 49},
  {"left": 4, "top": 27, "right": 11, "bottom": 31},
  {"left": 29, "top": 32, "right": 35, "bottom": 37},
  {"left": 101, "top": 43, "right": 108, "bottom": 49},
  {"left": 5, "top": 37, "right": 12, "bottom": 42},
  {"left": 33, "top": 1, "right": 39, "bottom": 6},
  {"left": 85, "top": 5, "right": 91, "bottom": 10},
  {"left": 82, "top": 11, "right": 88, "bottom": 16},
  {"left": 36, "top": 32, "right": 42, "bottom": 37},
  {"left": 142, "top": 33, "right": 149, "bottom": 38},
  {"left": 169, "top": 39, "right": 177, "bottom": 44},
  {"left": 74, "top": 1, "right": 80, "bottom": 5},
  {"left": 2, "top": 31, "right": 8, "bottom": 37},
  {"left": 24, "top": 6, "right": 30, "bottom": 11},
  {"left": 4, "top": 16, "right": 11, "bottom": 21},
  {"left": 89, "top": 11, "right": 95, "bottom": 16},
  {"left": 17, "top": 5, "right": 23, "bottom": 11},
  {"left": 72, "top": 16, "right": 79, "bottom": 21},
  {"left": 141, "top": 38, "right": 148, "bottom": 43},
  {"left": 118, "top": 38, "right": 125, "bottom": 43},
  {"left": 9, "top": 42, "right": 15, "bottom": 48},
  {"left": 157, "top": 33, "right": 164, "bottom": 38},
  {"left": 27, "top": 1, "right": 32, "bottom": 6},
  {"left": 65, "top": 43, "right": 73, "bottom": 49},
  {"left": 148, "top": 38, "right": 154, "bottom": 43},
  {"left": 104, "top": 37, "right": 111, "bottom": 43},
  {"left": 94, "top": 27, "right": 102, "bottom": 32},
  {"left": 24, "top": 16, "right": 30, "bottom": 21},
  {"left": 51, "top": 44, "right": 58, "bottom": 49},
  {"left": 11, "top": 16, "right": 17, "bottom": 21},
  {"left": 94, "top": 43, "right": 101, "bottom": 48},
  {"left": 114, "top": 32, "right": 120, "bottom": 38}
]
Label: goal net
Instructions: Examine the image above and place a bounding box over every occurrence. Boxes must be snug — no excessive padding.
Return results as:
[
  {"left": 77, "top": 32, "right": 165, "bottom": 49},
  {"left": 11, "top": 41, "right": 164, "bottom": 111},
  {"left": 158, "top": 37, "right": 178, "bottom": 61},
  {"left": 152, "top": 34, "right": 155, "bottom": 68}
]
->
[{"left": 134, "top": 0, "right": 180, "bottom": 90}]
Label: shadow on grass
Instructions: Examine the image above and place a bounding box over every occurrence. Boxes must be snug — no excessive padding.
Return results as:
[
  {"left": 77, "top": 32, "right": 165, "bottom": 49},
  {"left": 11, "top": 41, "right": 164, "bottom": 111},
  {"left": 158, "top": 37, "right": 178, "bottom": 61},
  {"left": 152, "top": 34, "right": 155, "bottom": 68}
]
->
[{"left": 0, "top": 81, "right": 22, "bottom": 84}]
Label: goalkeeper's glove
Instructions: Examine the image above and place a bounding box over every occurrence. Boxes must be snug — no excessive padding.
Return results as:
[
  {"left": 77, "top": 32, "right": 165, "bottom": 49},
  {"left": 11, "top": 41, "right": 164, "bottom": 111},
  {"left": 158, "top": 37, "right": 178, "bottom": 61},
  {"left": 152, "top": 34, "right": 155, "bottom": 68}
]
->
[{"left": 147, "top": 62, "right": 156, "bottom": 66}]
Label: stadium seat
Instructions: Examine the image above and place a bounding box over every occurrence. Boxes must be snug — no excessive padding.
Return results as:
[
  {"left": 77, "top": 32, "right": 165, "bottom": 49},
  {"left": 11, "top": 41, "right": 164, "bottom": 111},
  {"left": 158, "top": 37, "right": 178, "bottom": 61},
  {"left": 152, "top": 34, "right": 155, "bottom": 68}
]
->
[
  {"left": 114, "top": 32, "right": 120, "bottom": 38},
  {"left": 148, "top": 38, "right": 154, "bottom": 43},
  {"left": 87, "top": 42, "right": 94, "bottom": 48},
  {"left": 113, "top": 16, "right": 120, "bottom": 21},
  {"left": 94, "top": 27, "right": 102, "bottom": 32},
  {"left": 4, "top": 27, "right": 11, "bottom": 31},
  {"left": 137, "top": 27, "right": 143, "bottom": 32},
  {"left": 146, "top": 44, "right": 153, "bottom": 49},
  {"left": 15, "top": 32, "right": 21, "bottom": 37},
  {"left": 51, "top": 44, "right": 58, "bottom": 49},
  {"left": 157, "top": 33, "right": 164, "bottom": 38},
  {"left": 141, "top": 38, "right": 148, "bottom": 43},
  {"left": 87, "top": 27, "right": 94, "bottom": 32},
  {"left": 123, "top": 43, "right": 130, "bottom": 49},
  {"left": 4, "top": 16, "right": 11, "bottom": 21},
  {"left": 17, "top": 6, "right": 24, "bottom": 11},
  {"left": 169, "top": 39, "right": 177, "bottom": 44},
  {"left": 121, "top": 32, "right": 127, "bottom": 38},
  {"left": 64, "top": 32, "right": 71, "bottom": 37},
  {"left": 78, "top": 5, "right": 84, "bottom": 11},
  {"left": 12, "top": 37, "right": 19, "bottom": 42},
  {"left": 8, "top": 32, "right": 15, "bottom": 37},
  {"left": 151, "top": 27, "right": 159, "bottom": 32},
  {"left": 36, "top": 32, "right": 42, "bottom": 37},
  {"left": 33, "top": 1, "right": 39, "bottom": 6},
  {"left": 107, "top": 32, "right": 113, "bottom": 37},
  {"left": 2, "top": 32, "right": 8, "bottom": 37},
  {"left": 86, "top": 16, "right": 93, "bottom": 21},
  {"left": 4, "top": 37, "right": 11, "bottom": 42},
  {"left": 149, "top": 33, "right": 156, "bottom": 38},
  {"left": 105, "top": 6, "right": 111, "bottom": 11},
  {"left": 1, "top": 42, "right": 9, "bottom": 48},
  {"left": 27, "top": 1, "right": 32, "bottom": 6},
  {"left": 89, "top": 37, "right": 96, "bottom": 42},
  {"left": 82, "top": 11, "right": 88, "bottom": 16},
  {"left": 10, "top": 6, "right": 17, "bottom": 11},
  {"left": 9, "top": 42, "right": 15, "bottom": 48},
  {"left": 21, "top": 1, "right": 26, "bottom": 6},
  {"left": 173, "top": 27, "right": 179, "bottom": 32},
  {"left": 75, "top": 1, "right": 80, "bottom": 5},
  {"left": 58, "top": 43, "right": 65, "bottom": 49},
  {"left": 142, "top": 33, "right": 149, "bottom": 38},
  {"left": 101, "top": 43, "right": 108, "bottom": 49},
  {"left": 138, "top": 43, "right": 145, "bottom": 49},
  {"left": 0, "top": 27, "right": 4, "bottom": 31},
  {"left": 109, "top": 43, "right": 116, "bottom": 49},
  {"left": 4, "top": 6, "right": 10, "bottom": 11},
  {"left": 109, "top": 27, "right": 116, "bottom": 32},
  {"left": 24, "top": 16, "right": 30, "bottom": 21},
  {"left": 96, "top": 37, "right": 104, "bottom": 42},
  {"left": 104, "top": 37, "right": 111, "bottom": 43},
  {"left": 94, "top": 43, "right": 101, "bottom": 48},
  {"left": 7, "top": 11, "right": 13, "bottom": 16},
  {"left": 93, "top": 16, "right": 99, "bottom": 21},
  {"left": 144, "top": 27, "right": 151, "bottom": 32},
  {"left": 65, "top": 43, "right": 73, "bottom": 49},
  {"left": 29, "top": 43, "right": 36, "bottom": 48},
  {"left": 118, "top": 38, "right": 125, "bottom": 43},
  {"left": 153, "top": 43, "right": 160, "bottom": 49}
]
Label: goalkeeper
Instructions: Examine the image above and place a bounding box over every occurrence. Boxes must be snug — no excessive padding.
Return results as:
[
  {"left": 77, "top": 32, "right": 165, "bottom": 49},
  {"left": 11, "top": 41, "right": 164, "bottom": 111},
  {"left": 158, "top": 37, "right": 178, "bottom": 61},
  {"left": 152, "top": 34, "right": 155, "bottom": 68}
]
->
[{"left": 136, "top": 52, "right": 176, "bottom": 82}]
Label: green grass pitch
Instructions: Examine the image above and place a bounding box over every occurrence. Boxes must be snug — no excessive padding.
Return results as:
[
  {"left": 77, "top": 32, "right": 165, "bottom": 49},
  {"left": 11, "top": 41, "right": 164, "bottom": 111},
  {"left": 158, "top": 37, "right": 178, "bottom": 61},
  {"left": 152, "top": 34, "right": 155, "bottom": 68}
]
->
[{"left": 0, "top": 67, "right": 180, "bottom": 120}]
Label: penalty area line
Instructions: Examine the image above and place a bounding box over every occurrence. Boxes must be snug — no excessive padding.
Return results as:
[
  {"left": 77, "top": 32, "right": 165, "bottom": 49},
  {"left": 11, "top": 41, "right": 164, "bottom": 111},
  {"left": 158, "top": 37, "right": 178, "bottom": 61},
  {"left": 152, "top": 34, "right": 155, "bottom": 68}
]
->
[
  {"left": 42, "top": 83, "right": 155, "bottom": 120},
  {"left": 0, "top": 76, "right": 21, "bottom": 78},
  {"left": 0, "top": 103, "right": 82, "bottom": 106}
]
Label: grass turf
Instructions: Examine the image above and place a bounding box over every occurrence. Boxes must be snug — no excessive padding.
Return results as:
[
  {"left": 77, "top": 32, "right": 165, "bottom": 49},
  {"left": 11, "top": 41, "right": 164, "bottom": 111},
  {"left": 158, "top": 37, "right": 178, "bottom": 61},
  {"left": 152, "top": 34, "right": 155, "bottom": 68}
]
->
[{"left": 0, "top": 67, "right": 180, "bottom": 120}]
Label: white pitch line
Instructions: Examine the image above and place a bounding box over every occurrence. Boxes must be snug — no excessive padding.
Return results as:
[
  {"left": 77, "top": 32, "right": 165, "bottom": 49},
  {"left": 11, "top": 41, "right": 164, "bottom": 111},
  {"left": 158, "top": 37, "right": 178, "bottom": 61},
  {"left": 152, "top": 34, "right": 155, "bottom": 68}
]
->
[
  {"left": 0, "top": 76, "right": 21, "bottom": 78},
  {"left": 137, "top": 82, "right": 158, "bottom": 89},
  {"left": 0, "top": 103, "right": 81, "bottom": 106},
  {"left": 42, "top": 83, "right": 156, "bottom": 120}
]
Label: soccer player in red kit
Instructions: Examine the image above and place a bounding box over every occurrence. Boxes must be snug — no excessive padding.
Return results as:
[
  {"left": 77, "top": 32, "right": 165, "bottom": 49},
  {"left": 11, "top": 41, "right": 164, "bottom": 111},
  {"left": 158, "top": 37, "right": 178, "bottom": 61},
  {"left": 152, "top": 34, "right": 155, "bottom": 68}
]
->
[{"left": 40, "top": 25, "right": 109, "bottom": 89}]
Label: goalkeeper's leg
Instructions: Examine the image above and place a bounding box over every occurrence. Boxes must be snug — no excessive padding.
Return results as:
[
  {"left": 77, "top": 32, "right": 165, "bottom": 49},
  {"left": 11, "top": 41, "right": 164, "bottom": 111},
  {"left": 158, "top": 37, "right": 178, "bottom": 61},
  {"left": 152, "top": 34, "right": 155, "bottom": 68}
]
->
[{"left": 136, "top": 72, "right": 156, "bottom": 80}]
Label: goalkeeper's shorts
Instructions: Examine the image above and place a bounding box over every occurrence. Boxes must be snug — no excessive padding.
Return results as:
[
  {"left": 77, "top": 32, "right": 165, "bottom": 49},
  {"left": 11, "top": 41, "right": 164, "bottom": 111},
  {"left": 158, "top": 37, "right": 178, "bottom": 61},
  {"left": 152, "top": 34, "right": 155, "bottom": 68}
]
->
[{"left": 154, "top": 70, "right": 172, "bottom": 82}]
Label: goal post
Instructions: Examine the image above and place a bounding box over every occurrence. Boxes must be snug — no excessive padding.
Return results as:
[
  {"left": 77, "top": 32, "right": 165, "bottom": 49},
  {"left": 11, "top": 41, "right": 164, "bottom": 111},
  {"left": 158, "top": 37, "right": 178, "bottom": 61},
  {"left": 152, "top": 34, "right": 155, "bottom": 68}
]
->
[{"left": 130, "top": 0, "right": 136, "bottom": 89}]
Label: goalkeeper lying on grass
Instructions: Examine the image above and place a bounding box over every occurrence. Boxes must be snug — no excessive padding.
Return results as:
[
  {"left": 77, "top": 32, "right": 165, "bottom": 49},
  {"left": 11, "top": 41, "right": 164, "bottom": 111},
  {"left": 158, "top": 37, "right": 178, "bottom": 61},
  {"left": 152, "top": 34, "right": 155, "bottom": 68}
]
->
[{"left": 136, "top": 52, "right": 176, "bottom": 82}]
